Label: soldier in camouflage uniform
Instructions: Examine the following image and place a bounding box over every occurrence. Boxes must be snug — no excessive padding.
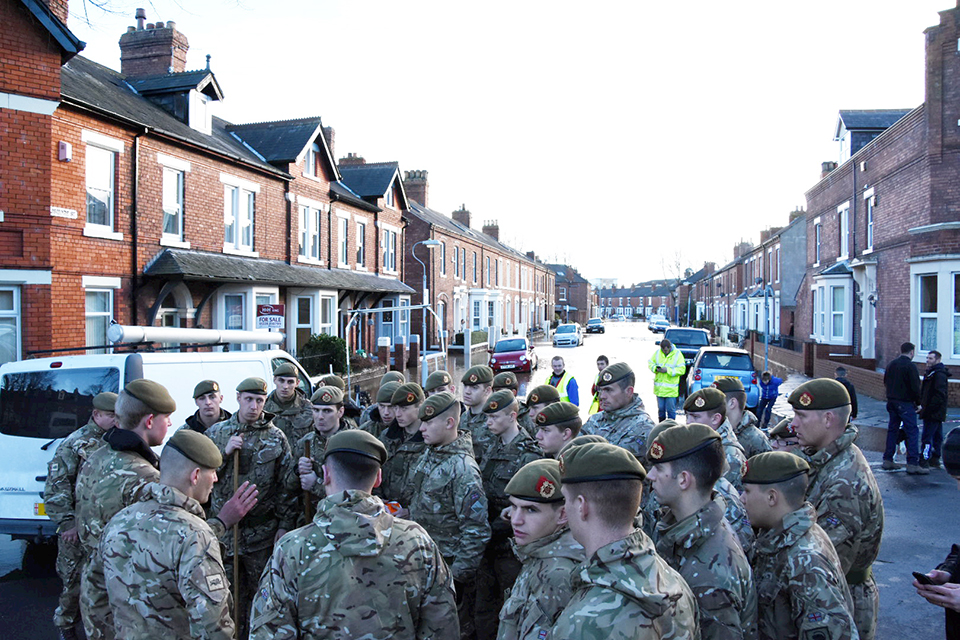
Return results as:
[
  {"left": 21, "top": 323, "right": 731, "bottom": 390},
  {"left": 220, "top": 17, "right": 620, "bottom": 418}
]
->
[
  {"left": 647, "top": 424, "right": 758, "bottom": 640},
  {"left": 493, "top": 371, "right": 533, "bottom": 437},
  {"left": 788, "top": 379, "right": 883, "bottom": 640},
  {"left": 714, "top": 378, "right": 772, "bottom": 458},
  {"left": 360, "top": 370, "right": 406, "bottom": 426},
  {"left": 317, "top": 373, "right": 363, "bottom": 428},
  {"left": 100, "top": 430, "right": 243, "bottom": 640},
  {"left": 769, "top": 418, "right": 803, "bottom": 455},
  {"left": 206, "top": 376, "right": 297, "bottom": 639},
  {"left": 684, "top": 387, "right": 748, "bottom": 490},
  {"left": 461, "top": 365, "right": 495, "bottom": 461},
  {"left": 742, "top": 452, "right": 858, "bottom": 640},
  {"left": 359, "top": 380, "right": 401, "bottom": 436},
  {"left": 497, "top": 459, "right": 584, "bottom": 640},
  {"left": 408, "top": 393, "right": 491, "bottom": 639},
  {"left": 263, "top": 362, "right": 314, "bottom": 446},
  {"left": 523, "top": 384, "right": 561, "bottom": 428},
  {"left": 45, "top": 392, "right": 116, "bottom": 639},
  {"left": 552, "top": 442, "right": 700, "bottom": 639},
  {"left": 178, "top": 380, "right": 231, "bottom": 435},
  {"left": 533, "top": 401, "right": 582, "bottom": 458},
  {"left": 377, "top": 382, "right": 428, "bottom": 506},
  {"left": 476, "top": 390, "right": 544, "bottom": 640},
  {"left": 580, "top": 362, "right": 656, "bottom": 462},
  {"left": 250, "top": 429, "right": 458, "bottom": 639}
]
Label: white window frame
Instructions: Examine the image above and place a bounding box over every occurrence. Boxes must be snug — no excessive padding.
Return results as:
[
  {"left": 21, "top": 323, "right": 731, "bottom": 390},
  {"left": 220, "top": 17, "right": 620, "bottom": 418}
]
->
[
  {"left": 473, "top": 252, "right": 478, "bottom": 284},
  {"left": 161, "top": 167, "right": 186, "bottom": 245},
  {"left": 864, "top": 188, "right": 876, "bottom": 253},
  {"left": 304, "top": 142, "right": 320, "bottom": 178},
  {"left": 83, "top": 277, "right": 120, "bottom": 354},
  {"left": 813, "top": 216, "right": 822, "bottom": 267},
  {"left": 0, "top": 286, "right": 21, "bottom": 365},
  {"left": 908, "top": 258, "right": 960, "bottom": 364},
  {"left": 215, "top": 284, "right": 280, "bottom": 351},
  {"left": 339, "top": 215, "right": 350, "bottom": 268},
  {"left": 809, "top": 276, "right": 852, "bottom": 345},
  {"left": 356, "top": 220, "right": 367, "bottom": 269},
  {"left": 917, "top": 273, "right": 938, "bottom": 353},
  {"left": 83, "top": 130, "right": 124, "bottom": 241},
  {"left": 440, "top": 242, "right": 447, "bottom": 276},
  {"left": 775, "top": 244, "right": 781, "bottom": 283},
  {"left": 559, "top": 286, "right": 567, "bottom": 301},
  {"left": 838, "top": 202, "right": 850, "bottom": 260},
  {"left": 221, "top": 174, "right": 259, "bottom": 256}
]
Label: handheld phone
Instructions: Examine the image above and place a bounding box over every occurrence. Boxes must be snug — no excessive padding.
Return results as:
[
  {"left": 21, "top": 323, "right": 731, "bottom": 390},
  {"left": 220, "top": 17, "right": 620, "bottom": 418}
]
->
[{"left": 913, "top": 571, "right": 934, "bottom": 585}]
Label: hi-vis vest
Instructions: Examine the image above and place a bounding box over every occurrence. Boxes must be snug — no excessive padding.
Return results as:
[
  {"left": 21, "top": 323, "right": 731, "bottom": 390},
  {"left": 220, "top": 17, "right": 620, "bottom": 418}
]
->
[
  {"left": 648, "top": 347, "right": 686, "bottom": 398},
  {"left": 545, "top": 370, "right": 575, "bottom": 403}
]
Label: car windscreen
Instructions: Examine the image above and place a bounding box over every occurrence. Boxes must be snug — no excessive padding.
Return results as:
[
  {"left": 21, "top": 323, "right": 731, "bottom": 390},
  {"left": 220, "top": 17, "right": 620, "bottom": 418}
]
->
[
  {"left": 699, "top": 353, "right": 754, "bottom": 371},
  {"left": 495, "top": 339, "right": 527, "bottom": 353},
  {"left": 0, "top": 367, "right": 120, "bottom": 439},
  {"left": 556, "top": 325, "right": 575, "bottom": 333},
  {"left": 588, "top": 319, "right": 602, "bottom": 325},
  {"left": 666, "top": 330, "right": 709, "bottom": 347}
]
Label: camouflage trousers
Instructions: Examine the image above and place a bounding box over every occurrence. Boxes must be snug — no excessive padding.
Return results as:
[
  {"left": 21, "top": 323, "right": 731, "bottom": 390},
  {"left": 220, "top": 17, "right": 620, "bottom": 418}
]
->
[
  {"left": 53, "top": 536, "right": 86, "bottom": 628},
  {"left": 79, "top": 547, "right": 114, "bottom": 640},
  {"left": 851, "top": 577, "right": 879, "bottom": 640},
  {"left": 474, "top": 539, "right": 522, "bottom": 640},
  {"left": 224, "top": 546, "right": 272, "bottom": 640}
]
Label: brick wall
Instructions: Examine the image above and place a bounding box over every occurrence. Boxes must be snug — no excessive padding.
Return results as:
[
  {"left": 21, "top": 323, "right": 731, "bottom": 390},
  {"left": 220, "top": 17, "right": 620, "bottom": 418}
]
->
[{"left": 0, "top": 1, "right": 62, "bottom": 101}]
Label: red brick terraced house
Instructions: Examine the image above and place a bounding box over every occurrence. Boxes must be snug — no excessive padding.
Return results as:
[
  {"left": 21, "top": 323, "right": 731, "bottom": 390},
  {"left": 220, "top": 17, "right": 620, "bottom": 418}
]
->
[{"left": 548, "top": 263, "right": 593, "bottom": 325}]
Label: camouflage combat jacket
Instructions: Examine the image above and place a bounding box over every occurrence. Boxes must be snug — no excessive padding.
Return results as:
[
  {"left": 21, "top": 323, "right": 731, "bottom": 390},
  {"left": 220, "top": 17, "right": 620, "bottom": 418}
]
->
[
  {"left": 359, "top": 406, "right": 387, "bottom": 437},
  {"left": 407, "top": 431, "right": 491, "bottom": 581},
  {"left": 206, "top": 412, "right": 297, "bottom": 554},
  {"left": 716, "top": 477, "right": 755, "bottom": 554},
  {"left": 735, "top": 411, "right": 772, "bottom": 459},
  {"left": 516, "top": 404, "right": 537, "bottom": 439},
  {"left": 550, "top": 529, "right": 700, "bottom": 640},
  {"left": 461, "top": 407, "right": 495, "bottom": 462},
  {"left": 100, "top": 483, "right": 234, "bottom": 640},
  {"left": 479, "top": 429, "right": 543, "bottom": 538},
  {"left": 717, "top": 418, "right": 748, "bottom": 491},
  {"left": 265, "top": 389, "right": 315, "bottom": 446},
  {"left": 377, "top": 422, "right": 427, "bottom": 506},
  {"left": 581, "top": 394, "right": 655, "bottom": 463},
  {"left": 656, "top": 496, "right": 758, "bottom": 640},
  {"left": 805, "top": 425, "right": 883, "bottom": 583},
  {"left": 44, "top": 420, "right": 106, "bottom": 532},
  {"left": 250, "top": 490, "right": 458, "bottom": 640},
  {"left": 752, "top": 503, "right": 857, "bottom": 640},
  {"left": 498, "top": 527, "right": 584, "bottom": 640}
]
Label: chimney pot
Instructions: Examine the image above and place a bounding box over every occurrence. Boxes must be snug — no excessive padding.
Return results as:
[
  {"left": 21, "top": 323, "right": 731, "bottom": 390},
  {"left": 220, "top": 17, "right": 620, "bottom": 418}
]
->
[
  {"left": 167, "top": 21, "right": 176, "bottom": 29},
  {"left": 136, "top": 7, "right": 146, "bottom": 29}
]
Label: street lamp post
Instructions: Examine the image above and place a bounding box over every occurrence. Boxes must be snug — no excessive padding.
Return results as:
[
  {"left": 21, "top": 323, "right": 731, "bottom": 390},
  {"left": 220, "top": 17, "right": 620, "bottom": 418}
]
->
[{"left": 413, "top": 239, "right": 441, "bottom": 386}]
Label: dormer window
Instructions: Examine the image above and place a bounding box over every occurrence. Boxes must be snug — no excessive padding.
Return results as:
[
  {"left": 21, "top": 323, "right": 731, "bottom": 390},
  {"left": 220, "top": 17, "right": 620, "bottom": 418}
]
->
[
  {"left": 305, "top": 143, "right": 320, "bottom": 178},
  {"left": 385, "top": 185, "right": 394, "bottom": 209},
  {"left": 189, "top": 90, "right": 212, "bottom": 135}
]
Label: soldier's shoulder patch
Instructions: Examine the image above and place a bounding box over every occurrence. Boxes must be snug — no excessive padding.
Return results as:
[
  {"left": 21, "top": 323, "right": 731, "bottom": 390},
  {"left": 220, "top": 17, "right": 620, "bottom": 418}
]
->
[
  {"left": 807, "top": 611, "right": 824, "bottom": 623},
  {"left": 802, "top": 626, "right": 830, "bottom": 640},
  {"left": 49, "top": 461, "right": 59, "bottom": 473},
  {"left": 823, "top": 514, "right": 841, "bottom": 528},
  {"left": 205, "top": 573, "right": 226, "bottom": 591},
  {"left": 538, "top": 630, "right": 549, "bottom": 640}
]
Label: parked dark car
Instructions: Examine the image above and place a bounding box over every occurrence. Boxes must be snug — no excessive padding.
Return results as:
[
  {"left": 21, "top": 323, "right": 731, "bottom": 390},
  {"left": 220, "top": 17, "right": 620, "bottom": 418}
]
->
[
  {"left": 586, "top": 318, "right": 605, "bottom": 334},
  {"left": 488, "top": 337, "right": 538, "bottom": 373},
  {"left": 661, "top": 327, "right": 711, "bottom": 399}
]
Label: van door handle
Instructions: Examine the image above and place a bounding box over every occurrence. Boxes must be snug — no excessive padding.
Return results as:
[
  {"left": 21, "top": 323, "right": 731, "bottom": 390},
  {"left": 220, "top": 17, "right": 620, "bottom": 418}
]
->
[{"left": 36, "top": 476, "right": 47, "bottom": 482}]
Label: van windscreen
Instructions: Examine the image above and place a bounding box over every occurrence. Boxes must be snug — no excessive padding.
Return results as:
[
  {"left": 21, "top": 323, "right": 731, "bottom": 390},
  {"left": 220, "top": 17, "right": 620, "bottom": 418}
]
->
[{"left": 0, "top": 367, "right": 120, "bottom": 439}]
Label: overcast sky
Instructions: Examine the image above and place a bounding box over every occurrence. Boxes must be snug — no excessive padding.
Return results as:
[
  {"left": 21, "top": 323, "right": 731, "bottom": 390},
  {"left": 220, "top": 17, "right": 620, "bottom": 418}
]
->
[{"left": 68, "top": 0, "right": 949, "bottom": 284}]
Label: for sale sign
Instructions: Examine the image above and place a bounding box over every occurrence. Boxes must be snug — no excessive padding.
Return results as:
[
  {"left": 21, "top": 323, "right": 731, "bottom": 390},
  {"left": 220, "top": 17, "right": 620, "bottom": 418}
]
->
[{"left": 256, "top": 304, "right": 285, "bottom": 329}]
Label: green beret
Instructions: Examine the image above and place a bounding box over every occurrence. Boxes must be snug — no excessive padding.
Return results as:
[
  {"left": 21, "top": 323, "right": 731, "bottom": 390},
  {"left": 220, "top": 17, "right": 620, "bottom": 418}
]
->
[
  {"left": 713, "top": 377, "right": 744, "bottom": 393},
  {"left": 93, "top": 392, "right": 118, "bottom": 412},
  {"left": 535, "top": 401, "right": 580, "bottom": 427},
  {"left": 236, "top": 377, "right": 268, "bottom": 395},
  {"left": 380, "top": 370, "right": 406, "bottom": 385},
  {"left": 391, "top": 383, "right": 425, "bottom": 407},
  {"left": 559, "top": 442, "right": 646, "bottom": 483},
  {"left": 192, "top": 380, "right": 220, "bottom": 399},
  {"left": 644, "top": 419, "right": 679, "bottom": 459},
  {"left": 565, "top": 434, "right": 608, "bottom": 449},
  {"left": 125, "top": 379, "right": 176, "bottom": 414},
  {"left": 424, "top": 370, "right": 453, "bottom": 392},
  {"left": 419, "top": 392, "right": 458, "bottom": 421},
  {"left": 506, "top": 459, "right": 563, "bottom": 503},
  {"left": 311, "top": 386, "right": 344, "bottom": 405},
  {"left": 683, "top": 387, "right": 726, "bottom": 412},
  {"left": 376, "top": 381, "right": 402, "bottom": 404},
  {"left": 768, "top": 418, "right": 795, "bottom": 440},
  {"left": 492, "top": 371, "right": 519, "bottom": 390},
  {"left": 742, "top": 451, "right": 810, "bottom": 484},
  {"left": 319, "top": 374, "right": 345, "bottom": 391},
  {"left": 597, "top": 362, "right": 633, "bottom": 388},
  {"left": 273, "top": 362, "right": 299, "bottom": 379},
  {"left": 648, "top": 423, "right": 721, "bottom": 465},
  {"left": 787, "top": 379, "right": 851, "bottom": 411},
  {"left": 462, "top": 365, "right": 494, "bottom": 385},
  {"left": 324, "top": 430, "right": 387, "bottom": 464},
  {"left": 526, "top": 385, "right": 560, "bottom": 406},
  {"left": 483, "top": 389, "right": 518, "bottom": 414},
  {"left": 166, "top": 429, "right": 222, "bottom": 469},
  {"left": 943, "top": 428, "right": 960, "bottom": 476}
]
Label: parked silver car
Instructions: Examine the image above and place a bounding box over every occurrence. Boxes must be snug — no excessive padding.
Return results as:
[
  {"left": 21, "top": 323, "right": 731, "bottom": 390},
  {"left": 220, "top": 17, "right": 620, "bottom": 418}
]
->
[{"left": 553, "top": 323, "right": 583, "bottom": 347}]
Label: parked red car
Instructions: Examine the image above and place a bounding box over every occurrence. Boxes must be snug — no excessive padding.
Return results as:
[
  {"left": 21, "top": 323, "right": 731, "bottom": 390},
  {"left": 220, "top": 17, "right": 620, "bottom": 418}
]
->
[{"left": 488, "top": 337, "right": 539, "bottom": 373}]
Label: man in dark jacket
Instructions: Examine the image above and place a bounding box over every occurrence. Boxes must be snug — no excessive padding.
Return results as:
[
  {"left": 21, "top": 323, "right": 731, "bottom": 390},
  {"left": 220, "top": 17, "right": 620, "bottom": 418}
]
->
[
  {"left": 883, "top": 342, "right": 924, "bottom": 474},
  {"left": 919, "top": 350, "right": 950, "bottom": 469},
  {"left": 835, "top": 367, "right": 859, "bottom": 420}
]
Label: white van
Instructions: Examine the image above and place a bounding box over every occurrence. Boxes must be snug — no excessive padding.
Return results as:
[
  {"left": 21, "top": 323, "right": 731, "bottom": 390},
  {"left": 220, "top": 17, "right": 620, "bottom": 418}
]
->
[{"left": 0, "top": 342, "right": 311, "bottom": 542}]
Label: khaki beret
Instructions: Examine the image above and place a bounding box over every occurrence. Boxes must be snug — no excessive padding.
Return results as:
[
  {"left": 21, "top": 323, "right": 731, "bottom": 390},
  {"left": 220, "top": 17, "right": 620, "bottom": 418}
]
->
[
  {"left": 192, "top": 380, "right": 220, "bottom": 399},
  {"left": 535, "top": 401, "right": 580, "bottom": 427},
  {"left": 768, "top": 418, "right": 795, "bottom": 440},
  {"left": 237, "top": 377, "right": 268, "bottom": 395},
  {"left": 462, "top": 365, "right": 494, "bottom": 385},
  {"left": 166, "top": 429, "right": 222, "bottom": 469},
  {"left": 483, "top": 389, "right": 518, "bottom": 415},
  {"left": 311, "top": 386, "right": 344, "bottom": 405},
  {"left": 125, "top": 379, "right": 176, "bottom": 414},
  {"left": 419, "top": 392, "right": 459, "bottom": 421},
  {"left": 272, "top": 362, "right": 299, "bottom": 379},
  {"left": 319, "top": 374, "right": 345, "bottom": 391},
  {"left": 787, "top": 379, "right": 851, "bottom": 411},
  {"left": 596, "top": 362, "right": 633, "bottom": 388},
  {"left": 559, "top": 442, "right": 646, "bottom": 483},
  {"left": 376, "top": 381, "right": 402, "bottom": 404},
  {"left": 648, "top": 423, "right": 721, "bottom": 465},
  {"left": 492, "top": 371, "right": 519, "bottom": 391},
  {"left": 93, "top": 391, "right": 118, "bottom": 412},
  {"left": 644, "top": 419, "right": 679, "bottom": 459},
  {"left": 526, "top": 384, "right": 561, "bottom": 406},
  {"left": 324, "top": 430, "right": 388, "bottom": 464},
  {"left": 424, "top": 370, "right": 453, "bottom": 392},
  {"left": 506, "top": 459, "right": 563, "bottom": 503},
  {"left": 713, "top": 377, "right": 744, "bottom": 393},
  {"left": 742, "top": 451, "right": 810, "bottom": 484},
  {"left": 391, "top": 383, "right": 425, "bottom": 407},
  {"left": 683, "top": 387, "right": 726, "bottom": 412},
  {"left": 943, "top": 428, "right": 960, "bottom": 476},
  {"left": 380, "top": 371, "right": 406, "bottom": 385}
]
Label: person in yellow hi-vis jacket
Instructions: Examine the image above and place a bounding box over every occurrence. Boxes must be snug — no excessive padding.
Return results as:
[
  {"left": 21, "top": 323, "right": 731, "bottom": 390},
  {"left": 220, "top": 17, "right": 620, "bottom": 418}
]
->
[
  {"left": 648, "top": 338, "right": 686, "bottom": 422},
  {"left": 588, "top": 355, "right": 609, "bottom": 415}
]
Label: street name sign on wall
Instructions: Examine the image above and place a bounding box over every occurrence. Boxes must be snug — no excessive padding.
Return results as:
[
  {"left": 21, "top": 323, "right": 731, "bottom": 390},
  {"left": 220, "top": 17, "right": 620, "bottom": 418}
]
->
[{"left": 256, "top": 304, "right": 285, "bottom": 329}]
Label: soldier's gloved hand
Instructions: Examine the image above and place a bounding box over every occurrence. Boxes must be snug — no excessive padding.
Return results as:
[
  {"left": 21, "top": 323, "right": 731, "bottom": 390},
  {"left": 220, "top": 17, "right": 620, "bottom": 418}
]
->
[
  {"left": 300, "top": 471, "right": 318, "bottom": 491},
  {"left": 217, "top": 481, "right": 259, "bottom": 528},
  {"left": 298, "top": 456, "right": 313, "bottom": 475},
  {"left": 60, "top": 526, "right": 79, "bottom": 544},
  {"left": 225, "top": 434, "right": 244, "bottom": 455}
]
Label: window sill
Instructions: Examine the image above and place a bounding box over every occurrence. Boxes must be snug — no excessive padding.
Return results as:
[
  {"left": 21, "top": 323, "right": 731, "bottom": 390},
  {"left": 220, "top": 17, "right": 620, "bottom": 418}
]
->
[
  {"left": 160, "top": 237, "right": 191, "bottom": 249},
  {"left": 83, "top": 225, "right": 124, "bottom": 241},
  {"left": 356, "top": 266, "right": 368, "bottom": 272},
  {"left": 338, "top": 263, "right": 352, "bottom": 270},
  {"left": 223, "top": 245, "right": 259, "bottom": 258},
  {"left": 382, "top": 269, "right": 399, "bottom": 276},
  {"left": 297, "top": 256, "right": 323, "bottom": 266},
  {"left": 863, "top": 248, "right": 874, "bottom": 255}
]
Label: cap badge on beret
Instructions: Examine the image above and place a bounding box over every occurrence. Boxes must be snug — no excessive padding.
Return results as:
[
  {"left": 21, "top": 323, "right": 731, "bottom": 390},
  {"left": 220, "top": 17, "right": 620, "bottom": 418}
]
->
[
  {"left": 529, "top": 392, "right": 540, "bottom": 403},
  {"left": 536, "top": 413, "right": 547, "bottom": 425},
  {"left": 536, "top": 476, "right": 556, "bottom": 499},
  {"left": 211, "top": 383, "right": 219, "bottom": 392},
  {"left": 799, "top": 392, "right": 813, "bottom": 407},
  {"left": 650, "top": 441, "right": 664, "bottom": 460},
  {"left": 694, "top": 396, "right": 705, "bottom": 408},
  {"left": 407, "top": 392, "right": 416, "bottom": 403},
  {"left": 489, "top": 400, "right": 499, "bottom": 411},
  {"left": 442, "top": 374, "right": 449, "bottom": 383},
  {"left": 469, "top": 374, "right": 478, "bottom": 383},
  {"left": 424, "top": 405, "right": 436, "bottom": 417},
  {"left": 602, "top": 372, "right": 612, "bottom": 382},
  {"left": 321, "top": 392, "right": 332, "bottom": 403}
]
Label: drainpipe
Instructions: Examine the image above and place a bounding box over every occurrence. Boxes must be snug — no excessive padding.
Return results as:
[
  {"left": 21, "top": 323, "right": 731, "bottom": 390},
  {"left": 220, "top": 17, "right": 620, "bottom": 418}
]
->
[{"left": 132, "top": 127, "right": 148, "bottom": 326}]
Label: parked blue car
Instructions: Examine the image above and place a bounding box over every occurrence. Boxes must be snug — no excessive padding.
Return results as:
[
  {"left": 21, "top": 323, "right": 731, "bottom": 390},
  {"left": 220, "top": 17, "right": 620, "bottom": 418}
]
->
[{"left": 685, "top": 347, "right": 760, "bottom": 409}]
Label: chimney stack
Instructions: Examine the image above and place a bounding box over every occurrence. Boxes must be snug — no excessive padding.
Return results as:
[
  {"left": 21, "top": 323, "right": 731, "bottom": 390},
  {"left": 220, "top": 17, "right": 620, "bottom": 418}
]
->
[
  {"left": 789, "top": 206, "right": 806, "bottom": 222},
  {"left": 119, "top": 9, "right": 190, "bottom": 77},
  {"left": 403, "top": 170, "right": 429, "bottom": 207},
  {"left": 340, "top": 152, "right": 366, "bottom": 166},
  {"left": 322, "top": 126, "right": 335, "bottom": 160},
  {"left": 482, "top": 219, "right": 499, "bottom": 240},
  {"left": 452, "top": 204, "right": 471, "bottom": 229},
  {"left": 820, "top": 161, "right": 838, "bottom": 178}
]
